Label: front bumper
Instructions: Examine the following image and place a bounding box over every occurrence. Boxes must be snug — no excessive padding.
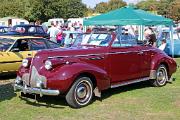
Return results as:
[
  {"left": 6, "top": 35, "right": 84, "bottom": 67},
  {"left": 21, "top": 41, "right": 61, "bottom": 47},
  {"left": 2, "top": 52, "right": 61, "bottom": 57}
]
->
[{"left": 14, "top": 84, "right": 60, "bottom": 96}]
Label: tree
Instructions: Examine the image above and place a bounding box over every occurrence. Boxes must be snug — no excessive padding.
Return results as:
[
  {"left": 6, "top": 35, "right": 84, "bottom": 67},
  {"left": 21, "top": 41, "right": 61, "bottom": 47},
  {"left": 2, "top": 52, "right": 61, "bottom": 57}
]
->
[
  {"left": 136, "top": 0, "right": 158, "bottom": 11},
  {"left": 95, "top": 2, "right": 108, "bottom": 13},
  {"left": 95, "top": 0, "right": 126, "bottom": 13},
  {"left": 169, "top": 0, "right": 180, "bottom": 21},
  {"left": 0, "top": 0, "right": 87, "bottom": 22},
  {"left": 107, "top": 0, "right": 127, "bottom": 11}
]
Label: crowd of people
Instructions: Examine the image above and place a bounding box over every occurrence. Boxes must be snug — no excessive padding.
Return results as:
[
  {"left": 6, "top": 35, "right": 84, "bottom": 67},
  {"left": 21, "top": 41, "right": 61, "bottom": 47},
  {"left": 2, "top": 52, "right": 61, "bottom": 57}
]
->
[{"left": 46, "top": 21, "right": 83, "bottom": 46}]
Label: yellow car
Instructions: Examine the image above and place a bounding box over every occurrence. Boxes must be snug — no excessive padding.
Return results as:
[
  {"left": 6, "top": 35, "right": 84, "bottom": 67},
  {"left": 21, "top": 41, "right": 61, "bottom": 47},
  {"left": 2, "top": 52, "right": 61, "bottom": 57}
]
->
[{"left": 0, "top": 36, "right": 59, "bottom": 73}]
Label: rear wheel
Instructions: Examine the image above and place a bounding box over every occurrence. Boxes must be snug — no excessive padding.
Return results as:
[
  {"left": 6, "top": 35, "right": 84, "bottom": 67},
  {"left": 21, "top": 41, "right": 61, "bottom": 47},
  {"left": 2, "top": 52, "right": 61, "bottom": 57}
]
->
[
  {"left": 66, "top": 77, "right": 93, "bottom": 108},
  {"left": 151, "top": 65, "right": 168, "bottom": 87}
]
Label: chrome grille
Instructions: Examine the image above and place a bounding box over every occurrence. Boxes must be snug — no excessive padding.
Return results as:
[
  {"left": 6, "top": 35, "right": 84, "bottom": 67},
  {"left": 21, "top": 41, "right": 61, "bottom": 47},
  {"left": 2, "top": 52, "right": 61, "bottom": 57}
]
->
[
  {"left": 30, "top": 66, "right": 47, "bottom": 88},
  {"left": 22, "top": 73, "right": 30, "bottom": 86}
]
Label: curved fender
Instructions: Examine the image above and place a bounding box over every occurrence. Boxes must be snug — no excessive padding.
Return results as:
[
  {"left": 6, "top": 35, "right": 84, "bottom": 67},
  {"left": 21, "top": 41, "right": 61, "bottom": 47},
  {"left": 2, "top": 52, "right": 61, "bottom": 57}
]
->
[
  {"left": 46, "top": 63, "right": 110, "bottom": 93},
  {"left": 150, "top": 53, "right": 176, "bottom": 79},
  {"left": 151, "top": 54, "right": 168, "bottom": 70}
]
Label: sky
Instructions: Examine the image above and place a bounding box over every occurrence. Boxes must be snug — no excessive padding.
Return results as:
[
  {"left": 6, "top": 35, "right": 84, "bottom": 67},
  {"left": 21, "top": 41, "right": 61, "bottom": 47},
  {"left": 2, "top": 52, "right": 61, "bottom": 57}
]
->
[{"left": 82, "top": 0, "right": 141, "bottom": 8}]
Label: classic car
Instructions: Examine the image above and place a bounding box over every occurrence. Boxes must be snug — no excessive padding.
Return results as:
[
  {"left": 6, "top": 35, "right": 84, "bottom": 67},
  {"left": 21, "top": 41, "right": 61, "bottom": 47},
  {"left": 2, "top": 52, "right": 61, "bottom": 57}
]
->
[
  {"left": 0, "top": 36, "right": 59, "bottom": 73},
  {"left": 14, "top": 32, "right": 177, "bottom": 108},
  {"left": 1, "top": 24, "right": 49, "bottom": 38},
  {"left": 0, "top": 26, "right": 10, "bottom": 34}
]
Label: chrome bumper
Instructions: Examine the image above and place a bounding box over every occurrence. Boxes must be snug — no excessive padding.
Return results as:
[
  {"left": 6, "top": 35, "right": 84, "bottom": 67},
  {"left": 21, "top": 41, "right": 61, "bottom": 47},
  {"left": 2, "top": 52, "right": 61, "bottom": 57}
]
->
[{"left": 14, "top": 84, "right": 60, "bottom": 96}]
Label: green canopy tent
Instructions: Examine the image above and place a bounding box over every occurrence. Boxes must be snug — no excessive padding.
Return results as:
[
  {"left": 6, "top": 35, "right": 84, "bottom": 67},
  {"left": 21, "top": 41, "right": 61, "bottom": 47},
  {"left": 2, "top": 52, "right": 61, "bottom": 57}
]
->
[
  {"left": 83, "top": 6, "right": 173, "bottom": 26},
  {"left": 83, "top": 6, "right": 174, "bottom": 57}
]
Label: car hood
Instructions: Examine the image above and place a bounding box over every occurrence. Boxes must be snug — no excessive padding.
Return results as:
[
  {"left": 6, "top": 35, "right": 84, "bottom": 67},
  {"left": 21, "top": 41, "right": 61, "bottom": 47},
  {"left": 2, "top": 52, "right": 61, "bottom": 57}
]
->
[{"left": 31, "top": 46, "right": 107, "bottom": 71}]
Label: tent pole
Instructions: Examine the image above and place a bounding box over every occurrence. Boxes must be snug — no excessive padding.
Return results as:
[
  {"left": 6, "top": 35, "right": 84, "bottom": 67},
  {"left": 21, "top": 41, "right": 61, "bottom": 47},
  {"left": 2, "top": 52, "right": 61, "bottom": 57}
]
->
[
  {"left": 117, "top": 26, "right": 122, "bottom": 40},
  {"left": 138, "top": 25, "right": 144, "bottom": 41},
  {"left": 169, "top": 25, "right": 174, "bottom": 58}
]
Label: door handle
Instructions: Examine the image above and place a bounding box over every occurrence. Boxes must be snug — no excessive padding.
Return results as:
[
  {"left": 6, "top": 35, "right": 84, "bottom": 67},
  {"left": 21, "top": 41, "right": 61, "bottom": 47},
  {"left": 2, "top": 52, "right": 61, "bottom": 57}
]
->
[
  {"left": 138, "top": 51, "right": 143, "bottom": 55},
  {"left": 28, "top": 54, "right": 32, "bottom": 56}
]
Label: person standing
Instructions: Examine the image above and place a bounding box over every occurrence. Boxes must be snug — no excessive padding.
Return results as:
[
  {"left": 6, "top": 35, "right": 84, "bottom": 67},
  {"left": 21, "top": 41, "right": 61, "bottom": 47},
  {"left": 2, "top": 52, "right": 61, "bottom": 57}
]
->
[
  {"left": 144, "top": 27, "right": 157, "bottom": 47},
  {"left": 47, "top": 22, "right": 59, "bottom": 43}
]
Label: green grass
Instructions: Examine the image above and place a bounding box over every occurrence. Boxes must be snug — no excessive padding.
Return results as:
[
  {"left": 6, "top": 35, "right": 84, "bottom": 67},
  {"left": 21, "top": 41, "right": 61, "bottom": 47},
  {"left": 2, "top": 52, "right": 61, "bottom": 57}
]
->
[{"left": 0, "top": 59, "right": 180, "bottom": 120}]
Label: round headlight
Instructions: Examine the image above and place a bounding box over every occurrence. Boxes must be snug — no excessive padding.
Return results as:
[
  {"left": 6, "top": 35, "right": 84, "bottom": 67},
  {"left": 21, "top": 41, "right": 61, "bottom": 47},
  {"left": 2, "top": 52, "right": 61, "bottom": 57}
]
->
[
  {"left": 22, "top": 59, "right": 29, "bottom": 67},
  {"left": 45, "top": 60, "right": 52, "bottom": 70}
]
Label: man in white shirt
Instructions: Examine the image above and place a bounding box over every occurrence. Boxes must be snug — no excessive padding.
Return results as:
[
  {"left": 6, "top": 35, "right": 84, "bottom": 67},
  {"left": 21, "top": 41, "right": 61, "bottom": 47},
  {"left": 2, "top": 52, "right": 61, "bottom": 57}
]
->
[
  {"left": 158, "top": 39, "right": 167, "bottom": 51},
  {"left": 47, "top": 22, "right": 60, "bottom": 43}
]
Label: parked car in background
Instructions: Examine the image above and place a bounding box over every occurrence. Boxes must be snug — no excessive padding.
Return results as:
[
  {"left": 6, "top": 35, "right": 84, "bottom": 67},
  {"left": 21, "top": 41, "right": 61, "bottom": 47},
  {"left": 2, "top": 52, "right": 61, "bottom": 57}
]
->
[
  {"left": 0, "top": 26, "right": 10, "bottom": 34},
  {"left": 0, "top": 36, "right": 59, "bottom": 73},
  {"left": 14, "top": 32, "right": 177, "bottom": 108},
  {"left": 1, "top": 24, "right": 49, "bottom": 38},
  {"left": 158, "top": 29, "right": 180, "bottom": 56}
]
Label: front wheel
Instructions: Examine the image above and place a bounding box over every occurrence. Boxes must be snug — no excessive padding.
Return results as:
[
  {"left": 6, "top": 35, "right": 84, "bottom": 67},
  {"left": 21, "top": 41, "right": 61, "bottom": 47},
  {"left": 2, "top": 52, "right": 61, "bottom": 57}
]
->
[
  {"left": 66, "top": 77, "right": 93, "bottom": 108},
  {"left": 151, "top": 65, "right": 168, "bottom": 87}
]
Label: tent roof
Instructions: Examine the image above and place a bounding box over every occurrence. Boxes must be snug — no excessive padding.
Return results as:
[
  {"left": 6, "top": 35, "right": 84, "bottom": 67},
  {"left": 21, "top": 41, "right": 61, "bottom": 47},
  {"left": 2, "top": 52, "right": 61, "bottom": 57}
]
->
[{"left": 84, "top": 6, "right": 173, "bottom": 26}]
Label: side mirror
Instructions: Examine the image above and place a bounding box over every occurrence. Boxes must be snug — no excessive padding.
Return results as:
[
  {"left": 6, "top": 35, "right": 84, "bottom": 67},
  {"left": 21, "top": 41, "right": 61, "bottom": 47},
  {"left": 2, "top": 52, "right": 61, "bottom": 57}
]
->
[{"left": 11, "top": 48, "right": 20, "bottom": 52}]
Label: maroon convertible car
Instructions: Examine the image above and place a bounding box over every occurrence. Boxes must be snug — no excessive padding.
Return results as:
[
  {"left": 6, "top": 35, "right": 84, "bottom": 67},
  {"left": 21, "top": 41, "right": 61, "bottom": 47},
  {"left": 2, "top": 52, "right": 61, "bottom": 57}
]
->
[{"left": 14, "top": 32, "right": 177, "bottom": 108}]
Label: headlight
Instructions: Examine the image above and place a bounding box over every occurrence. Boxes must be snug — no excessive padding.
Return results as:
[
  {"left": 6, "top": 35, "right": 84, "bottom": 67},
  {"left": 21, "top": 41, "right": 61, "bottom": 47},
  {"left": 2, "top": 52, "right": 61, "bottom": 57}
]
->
[
  {"left": 22, "top": 59, "right": 29, "bottom": 68},
  {"left": 45, "top": 60, "right": 52, "bottom": 70}
]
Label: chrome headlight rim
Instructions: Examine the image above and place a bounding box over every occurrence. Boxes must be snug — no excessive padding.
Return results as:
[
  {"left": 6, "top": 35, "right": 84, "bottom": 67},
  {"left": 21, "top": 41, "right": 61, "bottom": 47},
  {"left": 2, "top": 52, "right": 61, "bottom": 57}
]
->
[
  {"left": 45, "top": 60, "right": 52, "bottom": 70},
  {"left": 22, "top": 58, "right": 29, "bottom": 68}
]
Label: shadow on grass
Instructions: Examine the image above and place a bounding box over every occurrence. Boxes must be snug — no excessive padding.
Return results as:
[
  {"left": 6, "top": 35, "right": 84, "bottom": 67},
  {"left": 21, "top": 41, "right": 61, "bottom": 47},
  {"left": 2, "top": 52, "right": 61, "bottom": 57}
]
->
[
  {"left": 0, "top": 82, "right": 17, "bottom": 102},
  {"left": 101, "top": 81, "right": 152, "bottom": 100},
  {"left": 18, "top": 81, "right": 152, "bottom": 108},
  {"left": 19, "top": 94, "right": 67, "bottom": 109}
]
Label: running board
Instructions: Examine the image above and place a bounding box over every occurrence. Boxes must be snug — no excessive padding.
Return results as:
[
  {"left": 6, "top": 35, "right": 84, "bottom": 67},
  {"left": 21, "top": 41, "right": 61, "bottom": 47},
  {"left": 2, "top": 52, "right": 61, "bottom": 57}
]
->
[{"left": 111, "top": 77, "right": 150, "bottom": 88}]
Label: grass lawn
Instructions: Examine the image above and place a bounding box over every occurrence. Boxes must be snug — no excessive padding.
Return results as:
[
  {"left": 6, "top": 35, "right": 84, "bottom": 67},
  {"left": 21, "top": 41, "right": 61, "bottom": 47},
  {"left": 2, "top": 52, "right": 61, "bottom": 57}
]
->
[{"left": 0, "top": 59, "right": 180, "bottom": 120}]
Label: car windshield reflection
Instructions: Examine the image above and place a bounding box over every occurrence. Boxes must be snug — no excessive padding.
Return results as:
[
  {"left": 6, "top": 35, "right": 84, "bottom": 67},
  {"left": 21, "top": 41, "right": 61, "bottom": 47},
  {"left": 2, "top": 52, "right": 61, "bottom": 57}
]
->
[
  {"left": 0, "top": 38, "right": 14, "bottom": 51},
  {"left": 73, "top": 33, "right": 111, "bottom": 47}
]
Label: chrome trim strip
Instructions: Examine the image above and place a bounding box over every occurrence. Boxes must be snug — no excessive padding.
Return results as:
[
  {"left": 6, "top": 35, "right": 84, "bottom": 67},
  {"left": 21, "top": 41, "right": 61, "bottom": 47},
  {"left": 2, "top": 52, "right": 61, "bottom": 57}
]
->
[
  {"left": 14, "top": 84, "right": 60, "bottom": 96},
  {"left": 111, "top": 77, "right": 150, "bottom": 88},
  {"left": 47, "top": 48, "right": 156, "bottom": 59},
  {"left": 48, "top": 51, "right": 139, "bottom": 59}
]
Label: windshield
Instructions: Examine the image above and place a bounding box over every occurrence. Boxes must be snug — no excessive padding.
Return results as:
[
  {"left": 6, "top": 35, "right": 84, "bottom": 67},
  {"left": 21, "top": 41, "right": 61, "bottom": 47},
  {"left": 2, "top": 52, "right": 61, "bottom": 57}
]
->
[
  {"left": 73, "top": 33, "right": 111, "bottom": 47},
  {"left": 0, "top": 38, "right": 14, "bottom": 51}
]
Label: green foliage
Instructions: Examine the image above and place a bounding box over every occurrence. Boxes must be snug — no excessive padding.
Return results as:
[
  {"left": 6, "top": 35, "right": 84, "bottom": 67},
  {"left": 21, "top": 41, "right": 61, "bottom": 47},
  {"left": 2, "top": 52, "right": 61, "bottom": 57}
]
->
[
  {"left": 0, "top": 59, "right": 180, "bottom": 119},
  {"left": 136, "top": 0, "right": 180, "bottom": 21},
  {"left": 0, "top": 0, "right": 87, "bottom": 22},
  {"left": 95, "top": 0, "right": 127, "bottom": 13}
]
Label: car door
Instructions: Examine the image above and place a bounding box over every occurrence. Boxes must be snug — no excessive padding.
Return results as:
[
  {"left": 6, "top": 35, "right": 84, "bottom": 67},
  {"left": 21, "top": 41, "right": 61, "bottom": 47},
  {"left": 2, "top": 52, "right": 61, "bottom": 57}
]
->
[
  {"left": 0, "top": 51, "right": 23, "bottom": 72},
  {"left": 108, "top": 34, "right": 142, "bottom": 83},
  {"left": 0, "top": 39, "right": 33, "bottom": 72}
]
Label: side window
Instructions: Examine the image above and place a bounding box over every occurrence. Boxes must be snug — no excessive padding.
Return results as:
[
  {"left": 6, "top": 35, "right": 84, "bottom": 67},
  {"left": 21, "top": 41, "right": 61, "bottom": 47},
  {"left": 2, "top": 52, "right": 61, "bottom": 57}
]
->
[
  {"left": 36, "top": 27, "right": 45, "bottom": 34},
  {"left": 0, "top": 28, "right": 4, "bottom": 33},
  {"left": 29, "top": 39, "right": 47, "bottom": 50},
  {"left": 15, "top": 27, "right": 25, "bottom": 33},
  {"left": 47, "top": 40, "right": 60, "bottom": 48},
  {"left": 12, "top": 39, "right": 29, "bottom": 51},
  {"left": 28, "top": 27, "right": 36, "bottom": 33},
  {"left": 112, "top": 34, "right": 137, "bottom": 47}
]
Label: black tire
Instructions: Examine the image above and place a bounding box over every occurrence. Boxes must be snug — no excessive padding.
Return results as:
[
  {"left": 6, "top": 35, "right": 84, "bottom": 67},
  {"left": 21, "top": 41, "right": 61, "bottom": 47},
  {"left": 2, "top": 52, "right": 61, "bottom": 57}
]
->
[
  {"left": 151, "top": 64, "right": 168, "bottom": 87},
  {"left": 65, "top": 77, "right": 93, "bottom": 108}
]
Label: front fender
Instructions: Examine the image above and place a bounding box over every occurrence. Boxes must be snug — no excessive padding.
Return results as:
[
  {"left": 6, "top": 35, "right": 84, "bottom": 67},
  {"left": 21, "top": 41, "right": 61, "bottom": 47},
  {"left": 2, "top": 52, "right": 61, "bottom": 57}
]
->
[{"left": 46, "top": 63, "right": 110, "bottom": 93}]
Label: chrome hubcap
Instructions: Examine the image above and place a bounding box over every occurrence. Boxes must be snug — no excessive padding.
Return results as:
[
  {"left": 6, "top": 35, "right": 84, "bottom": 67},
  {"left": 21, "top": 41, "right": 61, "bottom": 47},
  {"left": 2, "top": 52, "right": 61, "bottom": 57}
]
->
[
  {"left": 157, "top": 67, "right": 167, "bottom": 85},
  {"left": 75, "top": 80, "right": 92, "bottom": 105},
  {"left": 77, "top": 86, "right": 87, "bottom": 99}
]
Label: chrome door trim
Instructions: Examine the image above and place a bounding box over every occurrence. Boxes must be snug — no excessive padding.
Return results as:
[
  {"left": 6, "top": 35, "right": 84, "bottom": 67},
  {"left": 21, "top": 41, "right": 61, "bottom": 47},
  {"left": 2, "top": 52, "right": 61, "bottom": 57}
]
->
[{"left": 111, "top": 77, "right": 150, "bottom": 88}]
